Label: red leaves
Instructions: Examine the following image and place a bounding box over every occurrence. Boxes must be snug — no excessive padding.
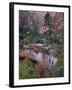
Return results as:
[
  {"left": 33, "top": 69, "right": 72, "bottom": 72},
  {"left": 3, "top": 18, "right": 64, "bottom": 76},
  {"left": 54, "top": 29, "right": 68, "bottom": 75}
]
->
[
  {"left": 19, "top": 49, "right": 25, "bottom": 62},
  {"left": 35, "top": 60, "right": 48, "bottom": 76}
]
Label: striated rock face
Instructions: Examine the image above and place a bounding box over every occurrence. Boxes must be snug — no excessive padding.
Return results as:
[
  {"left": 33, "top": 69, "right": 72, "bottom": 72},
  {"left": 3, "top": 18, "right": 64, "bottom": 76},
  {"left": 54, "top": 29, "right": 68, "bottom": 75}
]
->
[
  {"left": 19, "top": 10, "right": 40, "bottom": 32},
  {"left": 19, "top": 10, "right": 64, "bottom": 33},
  {"left": 35, "top": 11, "right": 46, "bottom": 33}
]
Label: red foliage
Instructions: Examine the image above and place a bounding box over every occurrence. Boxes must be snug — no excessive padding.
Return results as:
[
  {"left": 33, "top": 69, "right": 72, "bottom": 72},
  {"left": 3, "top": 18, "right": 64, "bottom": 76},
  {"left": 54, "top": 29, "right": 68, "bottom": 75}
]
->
[
  {"left": 35, "top": 60, "right": 47, "bottom": 76},
  {"left": 19, "top": 49, "right": 25, "bottom": 62}
]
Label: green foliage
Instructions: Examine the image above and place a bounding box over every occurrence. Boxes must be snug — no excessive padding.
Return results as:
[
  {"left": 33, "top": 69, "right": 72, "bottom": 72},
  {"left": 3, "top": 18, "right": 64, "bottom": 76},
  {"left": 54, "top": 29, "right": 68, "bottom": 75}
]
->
[
  {"left": 19, "top": 26, "right": 43, "bottom": 45},
  {"left": 19, "top": 58, "right": 44, "bottom": 79},
  {"left": 19, "top": 58, "right": 64, "bottom": 79},
  {"left": 19, "top": 58, "right": 35, "bottom": 79},
  {"left": 56, "top": 50, "right": 64, "bottom": 77},
  {"left": 19, "top": 27, "right": 32, "bottom": 39}
]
